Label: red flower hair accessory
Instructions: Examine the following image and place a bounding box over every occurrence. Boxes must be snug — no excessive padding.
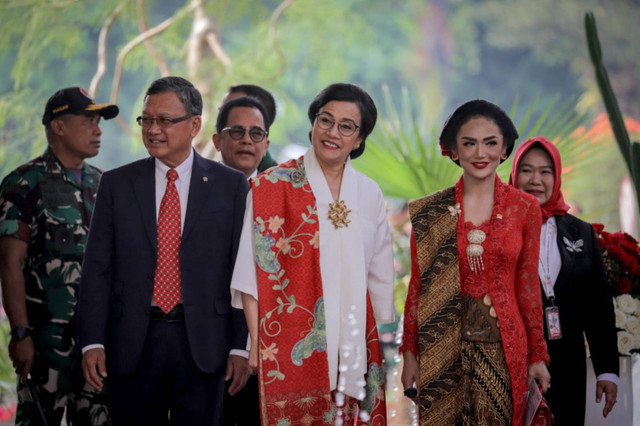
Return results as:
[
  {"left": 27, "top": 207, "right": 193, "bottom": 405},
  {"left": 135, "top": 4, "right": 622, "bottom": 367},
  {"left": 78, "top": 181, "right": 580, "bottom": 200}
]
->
[{"left": 439, "top": 140, "right": 453, "bottom": 158}]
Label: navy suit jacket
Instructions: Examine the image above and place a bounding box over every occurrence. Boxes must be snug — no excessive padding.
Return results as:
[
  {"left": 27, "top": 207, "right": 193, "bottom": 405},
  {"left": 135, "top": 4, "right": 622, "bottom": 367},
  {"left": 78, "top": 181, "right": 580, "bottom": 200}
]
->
[
  {"left": 79, "top": 151, "right": 249, "bottom": 376},
  {"left": 542, "top": 213, "right": 618, "bottom": 424}
]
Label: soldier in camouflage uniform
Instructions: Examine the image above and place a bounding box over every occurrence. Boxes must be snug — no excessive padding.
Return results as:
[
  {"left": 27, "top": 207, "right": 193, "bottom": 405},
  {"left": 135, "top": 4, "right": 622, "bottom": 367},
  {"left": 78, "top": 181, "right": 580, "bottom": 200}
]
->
[{"left": 0, "top": 87, "right": 118, "bottom": 425}]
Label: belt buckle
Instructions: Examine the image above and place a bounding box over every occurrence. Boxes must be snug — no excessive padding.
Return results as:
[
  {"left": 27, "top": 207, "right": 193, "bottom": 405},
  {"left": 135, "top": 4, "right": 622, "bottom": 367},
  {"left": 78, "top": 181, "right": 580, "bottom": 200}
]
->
[
  {"left": 149, "top": 305, "right": 184, "bottom": 322},
  {"left": 165, "top": 305, "right": 184, "bottom": 322}
]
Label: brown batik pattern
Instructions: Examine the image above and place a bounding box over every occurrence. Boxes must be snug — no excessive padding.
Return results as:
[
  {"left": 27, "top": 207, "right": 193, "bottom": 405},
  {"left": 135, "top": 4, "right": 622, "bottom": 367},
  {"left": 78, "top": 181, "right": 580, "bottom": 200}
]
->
[
  {"left": 409, "top": 187, "right": 464, "bottom": 425},
  {"left": 460, "top": 295, "right": 512, "bottom": 425}
]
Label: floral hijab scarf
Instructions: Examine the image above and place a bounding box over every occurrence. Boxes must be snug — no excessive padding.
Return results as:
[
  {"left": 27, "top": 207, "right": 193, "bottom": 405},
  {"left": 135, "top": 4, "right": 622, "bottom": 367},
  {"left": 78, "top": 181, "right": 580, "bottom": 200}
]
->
[{"left": 508, "top": 136, "right": 570, "bottom": 220}]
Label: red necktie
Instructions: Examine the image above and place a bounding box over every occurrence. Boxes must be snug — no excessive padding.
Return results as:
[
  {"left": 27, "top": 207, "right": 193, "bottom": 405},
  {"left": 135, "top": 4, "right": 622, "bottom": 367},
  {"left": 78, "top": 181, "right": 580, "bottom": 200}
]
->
[{"left": 153, "top": 168, "right": 182, "bottom": 313}]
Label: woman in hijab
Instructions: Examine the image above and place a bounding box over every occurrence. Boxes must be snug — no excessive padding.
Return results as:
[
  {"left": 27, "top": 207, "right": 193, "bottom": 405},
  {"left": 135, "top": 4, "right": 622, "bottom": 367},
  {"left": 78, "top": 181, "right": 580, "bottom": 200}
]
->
[{"left": 509, "top": 136, "right": 619, "bottom": 425}]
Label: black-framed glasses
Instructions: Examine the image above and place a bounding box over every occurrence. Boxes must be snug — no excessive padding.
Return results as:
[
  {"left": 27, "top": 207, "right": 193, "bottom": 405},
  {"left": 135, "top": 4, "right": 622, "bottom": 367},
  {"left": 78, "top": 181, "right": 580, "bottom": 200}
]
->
[
  {"left": 221, "top": 125, "right": 268, "bottom": 143},
  {"left": 136, "top": 114, "right": 193, "bottom": 128},
  {"left": 314, "top": 112, "right": 360, "bottom": 137}
]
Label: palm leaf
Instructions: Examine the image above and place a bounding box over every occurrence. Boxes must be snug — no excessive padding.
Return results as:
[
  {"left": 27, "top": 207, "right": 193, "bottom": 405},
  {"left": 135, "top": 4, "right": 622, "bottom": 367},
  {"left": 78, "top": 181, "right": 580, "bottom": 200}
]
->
[{"left": 355, "top": 88, "right": 593, "bottom": 202}]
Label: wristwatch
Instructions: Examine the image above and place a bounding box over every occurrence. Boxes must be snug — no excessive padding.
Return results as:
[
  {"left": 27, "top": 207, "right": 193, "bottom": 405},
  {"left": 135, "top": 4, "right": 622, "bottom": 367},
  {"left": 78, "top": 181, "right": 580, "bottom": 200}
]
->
[{"left": 10, "top": 326, "right": 31, "bottom": 341}]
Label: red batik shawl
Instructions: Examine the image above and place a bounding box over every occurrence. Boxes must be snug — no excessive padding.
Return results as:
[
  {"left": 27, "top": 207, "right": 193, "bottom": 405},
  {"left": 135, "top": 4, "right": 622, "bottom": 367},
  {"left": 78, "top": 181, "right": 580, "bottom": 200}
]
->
[{"left": 251, "top": 156, "right": 387, "bottom": 425}]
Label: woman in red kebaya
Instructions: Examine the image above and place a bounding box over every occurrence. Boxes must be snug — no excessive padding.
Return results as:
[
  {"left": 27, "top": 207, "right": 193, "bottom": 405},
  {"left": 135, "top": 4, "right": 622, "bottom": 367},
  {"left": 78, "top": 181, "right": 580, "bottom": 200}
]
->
[{"left": 401, "top": 100, "right": 550, "bottom": 425}]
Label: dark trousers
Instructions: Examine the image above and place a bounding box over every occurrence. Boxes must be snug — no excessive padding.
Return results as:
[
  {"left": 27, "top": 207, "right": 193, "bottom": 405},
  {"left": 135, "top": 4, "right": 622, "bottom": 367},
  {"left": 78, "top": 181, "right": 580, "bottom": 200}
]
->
[
  {"left": 545, "top": 355, "right": 588, "bottom": 425},
  {"left": 107, "top": 318, "right": 225, "bottom": 426},
  {"left": 222, "top": 374, "right": 260, "bottom": 425}
]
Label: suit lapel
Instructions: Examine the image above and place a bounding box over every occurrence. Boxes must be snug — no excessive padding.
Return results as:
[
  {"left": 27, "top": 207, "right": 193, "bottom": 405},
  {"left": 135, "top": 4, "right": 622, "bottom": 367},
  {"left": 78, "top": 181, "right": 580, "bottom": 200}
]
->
[
  {"left": 182, "top": 152, "right": 215, "bottom": 241},
  {"left": 133, "top": 158, "right": 158, "bottom": 252}
]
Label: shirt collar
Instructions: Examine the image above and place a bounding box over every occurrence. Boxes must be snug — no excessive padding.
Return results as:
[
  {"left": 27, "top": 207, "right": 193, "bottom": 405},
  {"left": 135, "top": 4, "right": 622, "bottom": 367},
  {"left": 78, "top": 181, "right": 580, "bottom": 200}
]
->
[
  {"left": 155, "top": 149, "right": 194, "bottom": 180},
  {"left": 43, "top": 147, "right": 99, "bottom": 185},
  {"left": 544, "top": 215, "right": 557, "bottom": 228}
]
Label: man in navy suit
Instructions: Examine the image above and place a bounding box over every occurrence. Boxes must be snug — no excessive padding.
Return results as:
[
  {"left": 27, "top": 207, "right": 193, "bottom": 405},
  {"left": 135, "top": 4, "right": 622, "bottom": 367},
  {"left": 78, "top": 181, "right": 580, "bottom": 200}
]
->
[{"left": 78, "top": 76, "right": 251, "bottom": 425}]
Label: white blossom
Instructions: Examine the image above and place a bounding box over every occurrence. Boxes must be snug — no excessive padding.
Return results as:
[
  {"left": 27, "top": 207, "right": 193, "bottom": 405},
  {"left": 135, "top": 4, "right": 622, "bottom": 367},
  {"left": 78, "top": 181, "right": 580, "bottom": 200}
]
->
[
  {"left": 616, "top": 294, "right": 637, "bottom": 314},
  {"left": 615, "top": 309, "right": 628, "bottom": 329},
  {"left": 625, "top": 315, "right": 640, "bottom": 335},
  {"left": 617, "top": 330, "right": 635, "bottom": 355}
]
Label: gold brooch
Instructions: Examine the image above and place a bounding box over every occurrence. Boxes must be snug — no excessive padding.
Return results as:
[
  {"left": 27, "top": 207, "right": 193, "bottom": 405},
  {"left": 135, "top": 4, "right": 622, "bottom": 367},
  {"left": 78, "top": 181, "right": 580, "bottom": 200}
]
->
[
  {"left": 328, "top": 200, "right": 351, "bottom": 229},
  {"left": 448, "top": 203, "right": 461, "bottom": 217}
]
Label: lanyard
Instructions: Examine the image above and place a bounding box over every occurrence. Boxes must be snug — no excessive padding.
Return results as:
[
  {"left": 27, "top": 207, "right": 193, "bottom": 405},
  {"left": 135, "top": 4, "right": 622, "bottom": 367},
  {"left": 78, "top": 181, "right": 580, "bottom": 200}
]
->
[{"left": 539, "top": 221, "right": 556, "bottom": 301}]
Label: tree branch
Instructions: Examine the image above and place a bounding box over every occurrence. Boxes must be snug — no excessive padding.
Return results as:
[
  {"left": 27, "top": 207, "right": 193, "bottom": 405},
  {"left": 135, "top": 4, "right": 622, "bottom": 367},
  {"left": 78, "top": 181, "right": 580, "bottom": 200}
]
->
[
  {"left": 4, "top": 0, "right": 81, "bottom": 9},
  {"left": 268, "top": 0, "right": 295, "bottom": 79},
  {"left": 188, "top": 0, "right": 231, "bottom": 70},
  {"left": 187, "top": 0, "right": 233, "bottom": 154},
  {"left": 89, "top": 0, "right": 129, "bottom": 97},
  {"left": 204, "top": 30, "right": 232, "bottom": 68},
  {"left": 137, "top": 0, "right": 171, "bottom": 76},
  {"left": 110, "top": 2, "right": 197, "bottom": 135}
]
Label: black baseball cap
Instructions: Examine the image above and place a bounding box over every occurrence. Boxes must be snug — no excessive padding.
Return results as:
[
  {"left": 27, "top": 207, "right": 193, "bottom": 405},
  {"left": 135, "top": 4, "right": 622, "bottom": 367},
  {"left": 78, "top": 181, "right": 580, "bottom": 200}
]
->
[{"left": 42, "top": 87, "right": 119, "bottom": 125}]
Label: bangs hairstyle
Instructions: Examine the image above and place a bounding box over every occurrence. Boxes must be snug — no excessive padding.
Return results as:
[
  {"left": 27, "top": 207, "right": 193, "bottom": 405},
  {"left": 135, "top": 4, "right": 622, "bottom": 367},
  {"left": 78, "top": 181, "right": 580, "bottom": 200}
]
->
[
  {"left": 440, "top": 99, "right": 518, "bottom": 164},
  {"left": 307, "top": 83, "right": 377, "bottom": 159}
]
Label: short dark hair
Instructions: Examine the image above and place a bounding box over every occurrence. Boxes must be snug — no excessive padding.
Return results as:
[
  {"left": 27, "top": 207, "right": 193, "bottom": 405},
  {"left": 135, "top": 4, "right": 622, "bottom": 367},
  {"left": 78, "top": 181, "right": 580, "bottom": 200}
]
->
[
  {"left": 216, "top": 96, "right": 270, "bottom": 134},
  {"left": 440, "top": 99, "right": 518, "bottom": 164},
  {"left": 307, "top": 83, "right": 377, "bottom": 159},
  {"left": 228, "top": 84, "right": 276, "bottom": 127},
  {"left": 145, "top": 76, "right": 203, "bottom": 115}
]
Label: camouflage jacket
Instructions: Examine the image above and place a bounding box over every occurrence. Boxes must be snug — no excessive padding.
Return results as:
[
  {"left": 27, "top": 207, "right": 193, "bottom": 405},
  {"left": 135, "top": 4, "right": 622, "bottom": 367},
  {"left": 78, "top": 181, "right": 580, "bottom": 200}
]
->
[{"left": 0, "top": 147, "right": 101, "bottom": 333}]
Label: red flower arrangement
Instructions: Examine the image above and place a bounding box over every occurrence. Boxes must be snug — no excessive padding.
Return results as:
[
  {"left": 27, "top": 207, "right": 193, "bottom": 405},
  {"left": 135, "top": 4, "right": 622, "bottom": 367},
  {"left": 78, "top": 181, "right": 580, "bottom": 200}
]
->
[
  {"left": 0, "top": 403, "right": 16, "bottom": 422},
  {"left": 592, "top": 223, "right": 640, "bottom": 297}
]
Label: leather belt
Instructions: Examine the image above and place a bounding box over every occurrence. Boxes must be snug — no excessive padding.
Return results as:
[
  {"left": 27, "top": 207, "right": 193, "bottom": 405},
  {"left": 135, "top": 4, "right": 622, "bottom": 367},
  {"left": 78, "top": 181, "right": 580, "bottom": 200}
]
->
[{"left": 148, "top": 304, "right": 184, "bottom": 322}]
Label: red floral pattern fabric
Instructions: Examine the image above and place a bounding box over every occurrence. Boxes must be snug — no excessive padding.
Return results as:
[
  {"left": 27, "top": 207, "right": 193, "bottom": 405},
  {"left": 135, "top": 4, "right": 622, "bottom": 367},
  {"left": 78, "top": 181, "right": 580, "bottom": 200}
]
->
[
  {"left": 402, "top": 176, "right": 549, "bottom": 425},
  {"left": 251, "top": 157, "right": 387, "bottom": 425}
]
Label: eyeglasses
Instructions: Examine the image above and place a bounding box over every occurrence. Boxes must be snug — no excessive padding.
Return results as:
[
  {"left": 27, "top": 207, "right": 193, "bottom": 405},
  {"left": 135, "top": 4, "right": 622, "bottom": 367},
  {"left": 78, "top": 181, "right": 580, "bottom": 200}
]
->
[
  {"left": 136, "top": 114, "right": 193, "bottom": 128},
  {"left": 221, "top": 125, "right": 268, "bottom": 143},
  {"left": 315, "top": 112, "right": 360, "bottom": 137}
]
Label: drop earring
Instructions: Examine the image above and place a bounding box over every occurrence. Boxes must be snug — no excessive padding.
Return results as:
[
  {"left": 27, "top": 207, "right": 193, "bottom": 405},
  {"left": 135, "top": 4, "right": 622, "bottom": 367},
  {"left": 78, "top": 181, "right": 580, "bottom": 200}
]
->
[
  {"left": 451, "top": 153, "right": 459, "bottom": 161},
  {"left": 501, "top": 152, "right": 507, "bottom": 160}
]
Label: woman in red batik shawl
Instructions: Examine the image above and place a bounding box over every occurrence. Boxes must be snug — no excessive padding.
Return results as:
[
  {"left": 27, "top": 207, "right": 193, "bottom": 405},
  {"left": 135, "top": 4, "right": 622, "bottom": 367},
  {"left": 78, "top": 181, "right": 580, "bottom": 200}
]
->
[
  {"left": 400, "top": 100, "right": 550, "bottom": 425},
  {"left": 231, "top": 83, "right": 395, "bottom": 425}
]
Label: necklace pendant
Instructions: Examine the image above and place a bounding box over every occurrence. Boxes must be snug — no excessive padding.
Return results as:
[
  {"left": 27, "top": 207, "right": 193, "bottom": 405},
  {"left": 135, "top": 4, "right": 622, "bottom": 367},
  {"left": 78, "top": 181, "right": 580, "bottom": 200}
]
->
[
  {"left": 328, "top": 200, "right": 351, "bottom": 229},
  {"left": 466, "top": 229, "right": 486, "bottom": 273}
]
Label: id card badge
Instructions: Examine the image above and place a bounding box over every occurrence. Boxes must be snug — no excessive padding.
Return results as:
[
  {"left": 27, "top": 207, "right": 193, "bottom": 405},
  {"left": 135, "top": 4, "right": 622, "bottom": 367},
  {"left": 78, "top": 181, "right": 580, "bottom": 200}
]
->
[{"left": 545, "top": 306, "right": 562, "bottom": 340}]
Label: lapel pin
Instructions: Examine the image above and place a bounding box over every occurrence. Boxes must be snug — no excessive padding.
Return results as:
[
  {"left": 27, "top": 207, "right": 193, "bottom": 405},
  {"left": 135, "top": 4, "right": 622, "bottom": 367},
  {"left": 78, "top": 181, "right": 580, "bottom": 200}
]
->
[{"left": 203, "top": 177, "right": 208, "bottom": 182}]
